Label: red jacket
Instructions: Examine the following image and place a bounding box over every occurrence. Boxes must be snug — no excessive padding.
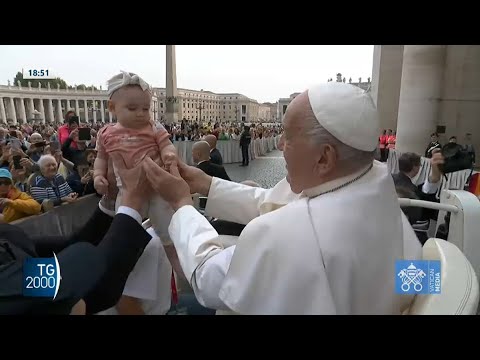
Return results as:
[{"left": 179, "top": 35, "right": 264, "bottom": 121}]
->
[{"left": 58, "top": 124, "right": 78, "bottom": 149}]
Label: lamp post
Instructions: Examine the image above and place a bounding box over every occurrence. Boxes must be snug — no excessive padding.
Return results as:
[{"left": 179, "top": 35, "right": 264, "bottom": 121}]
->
[
  {"left": 196, "top": 101, "right": 205, "bottom": 123},
  {"left": 234, "top": 105, "right": 239, "bottom": 124},
  {"left": 153, "top": 105, "right": 157, "bottom": 121}
]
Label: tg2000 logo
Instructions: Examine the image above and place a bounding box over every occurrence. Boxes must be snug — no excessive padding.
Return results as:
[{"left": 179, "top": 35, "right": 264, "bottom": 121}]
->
[{"left": 23, "top": 255, "right": 61, "bottom": 299}]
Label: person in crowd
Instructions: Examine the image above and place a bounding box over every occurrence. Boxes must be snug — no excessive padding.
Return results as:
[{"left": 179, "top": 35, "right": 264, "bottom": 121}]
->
[
  {"left": 43, "top": 126, "right": 57, "bottom": 143},
  {"left": 392, "top": 151, "right": 444, "bottom": 222},
  {"left": 61, "top": 122, "right": 89, "bottom": 166},
  {"left": 10, "top": 166, "right": 29, "bottom": 193},
  {"left": 30, "top": 155, "right": 77, "bottom": 208},
  {"left": 394, "top": 185, "right": 429, "bottom": 245},
  {"left": 0, "top": 168, "right": 41, "bottom": 223},
  {"left": 387, "top": 130, "right": 396, "bottom": 150},
  {"left": 379, "top": 129, "right": 388, "bottom": 162},
  {"left": 464, "top": 133, "right": 475, "bottom": 165},
  {"left": 448, "top": 136, "right": 457, "bottom": 144},
  {"left": 142, "top": 82, "right": 422, "bottom": 315},
  {"left": 0, "top": 157, "right": 156, "bottom": 315},
  {"left": 67, "top": 150, "right": 96, "bottom": 197},
  {"left": 393, "top": 151, "right": 443, "bottom": 196},
  {"left": 18, "top": 143, "right": 74, "bottom": 181},
  {"left": 205, "top": 134, "right": 223, "bottom": 165},
  {"left": 218, "top": 129, "right": 229, "bottom": 141},
  {"left": 58, "top": 111, "right": 78, "bottom": 148},
  {"left": 192, "top": 141, "right": 230, "bottom": 181},
  {"left": 239, "top": 125, "right": 251, "bottom": 167},
  {"left": 26, "top": 133, "right": 46, "bottom": 162},
  {"left": 425, "top": 132, "right": 442, "bottom": 158}
]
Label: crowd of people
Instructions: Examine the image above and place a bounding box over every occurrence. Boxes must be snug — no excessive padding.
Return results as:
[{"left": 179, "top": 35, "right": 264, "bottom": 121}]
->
[
  {"left": 377, "top": 129, "right": 476, "bottom": 245},
  {"left": 0, "top": 110, "right": 282, "bottom": 225},
  {"left": 0, "top": 113, "right": 98, "bottom": 223},
  {"left": 166, "top": 119, "right": 282, "bottom": 143},
  {"left": 0, "top": 72, "right": 465, "bottom": 315}
]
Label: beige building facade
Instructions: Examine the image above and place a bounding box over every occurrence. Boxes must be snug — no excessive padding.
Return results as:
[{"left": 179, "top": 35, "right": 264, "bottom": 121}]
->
[{"left": 153, "top": 87, "right": 269, "bottom": 124}]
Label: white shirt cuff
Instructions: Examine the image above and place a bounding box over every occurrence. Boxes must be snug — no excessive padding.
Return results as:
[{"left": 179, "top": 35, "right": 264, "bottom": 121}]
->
[
  {"left": 98, "top": 202, "right": 115, "bottom": 217},
  {"left": 422, "top": 178, "right": 441, "bottom": 194},
  {"left": 117, "top": 206, "right": 143, "bottom": 225}
]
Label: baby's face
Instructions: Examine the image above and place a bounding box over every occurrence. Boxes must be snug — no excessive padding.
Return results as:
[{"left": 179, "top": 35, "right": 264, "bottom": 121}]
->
[{"left": 109, "top": 85, "right": 151, "bottom": 128}]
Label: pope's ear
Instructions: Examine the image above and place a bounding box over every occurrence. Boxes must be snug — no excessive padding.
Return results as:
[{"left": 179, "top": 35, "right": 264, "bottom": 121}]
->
[{"left": 315, "top": 144, "right": 337, "bottom": 172}]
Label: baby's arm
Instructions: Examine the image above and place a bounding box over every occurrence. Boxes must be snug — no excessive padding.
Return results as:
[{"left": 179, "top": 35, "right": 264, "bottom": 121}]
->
[
  {"left": 93, "top": 129, "right": 109, "bottom": 195},
  {"left": 154, "top": 125, "right": 177, "bottom": 168},
  {"left": 93, "top": 157, "right": 109, "bottom": 195}
]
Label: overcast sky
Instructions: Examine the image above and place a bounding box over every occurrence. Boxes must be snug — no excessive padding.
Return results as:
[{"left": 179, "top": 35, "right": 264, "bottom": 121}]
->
[{"left": 0, "top": 45, "right": 374, "bottom": 103}]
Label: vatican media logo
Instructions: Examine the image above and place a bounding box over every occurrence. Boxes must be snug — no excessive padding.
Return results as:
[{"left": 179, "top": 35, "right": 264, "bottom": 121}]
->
[
  {"left": 395, "top": 260, "right": 441, "bottom": 295},
  {"left": 23, "top": 255, "right": 61, "bottom": 299}
]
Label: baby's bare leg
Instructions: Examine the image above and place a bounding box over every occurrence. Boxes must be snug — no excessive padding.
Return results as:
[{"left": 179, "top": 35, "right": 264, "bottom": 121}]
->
[{"left": 148, "top": 195, "right": 175, "bottom": 245}]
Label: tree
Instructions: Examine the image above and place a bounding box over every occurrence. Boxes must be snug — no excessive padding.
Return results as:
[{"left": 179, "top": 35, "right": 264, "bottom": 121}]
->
[
  {"left": 13, "top": 71, "right": 68, "bottom": 89},
  {"left": 70, "top": 84, "right": 84, "bottom": 90},
  {"left": 68, "top": 84, "right": 98, "bottom": 91}
]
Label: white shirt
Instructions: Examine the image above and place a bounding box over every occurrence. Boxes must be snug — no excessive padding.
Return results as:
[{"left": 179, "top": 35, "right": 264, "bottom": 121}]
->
[
  {"left": 421, "top": 177, "right": 441, "bottom": 194},
  {"left": 97, "top": 204, "right": 173, "bottom": 315},
  {"left": 97, "top": 227, "right": 172, "bottom": 315},
  {"left": 168, "top": 161, "right": 422, "bottom": 314},
  {"left": 405, "top": 171, "right": 441, "bottom": 195}
]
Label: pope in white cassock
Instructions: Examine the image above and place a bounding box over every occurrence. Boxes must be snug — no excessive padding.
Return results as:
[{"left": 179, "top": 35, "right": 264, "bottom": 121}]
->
[{"left": 142, "top": 82, "right": 422, "bottom": 315}]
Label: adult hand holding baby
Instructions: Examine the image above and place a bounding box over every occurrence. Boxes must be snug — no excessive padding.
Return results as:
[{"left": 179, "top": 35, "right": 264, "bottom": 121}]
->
[
  {"left": 143, "top": 156, "right": 193, "bottom": 211},
  {"left": 111, "top": 153, "right": 152, "bottom": 212},
  {"left": 94, "top": 174, "right": 109, "bottom": 195},
  {"left": 161, "top": 151, "right": 177, "bottom": 171}
]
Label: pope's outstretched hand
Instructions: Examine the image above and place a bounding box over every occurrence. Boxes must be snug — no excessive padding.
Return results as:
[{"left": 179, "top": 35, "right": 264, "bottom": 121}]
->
[
  {"left": 176, "top": 161, "right": 212, "bottom": 196},
  {"left": 143, "top": 157, "right": 193, "bottom": 211}
]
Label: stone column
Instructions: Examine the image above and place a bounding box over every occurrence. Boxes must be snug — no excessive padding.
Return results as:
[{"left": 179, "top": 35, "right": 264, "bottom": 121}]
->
[
  {"left": 370, "top": 45, "right": 404, "bottom": 132},
  {"left": 75, "top": 99, "right": 80, "bottom": 116},
  {"left": 38, "top": 99, "right": 46, "bottom": 123},
  {"left": 100, "top": 100, "right": 105, "bottom": 122},
  {"left": 0, "top": 98, "right": 7, "bottom": 123},
  {"left": 437, "top": 45, "right": 480, "bottom": 151},
  {"left": 165, "top": 45, "right": 179, "bottom": 124},
  {"left": 9, "top": 98, "right": 17, "bottom": 124},
  {"left": 48, "top": 99, "right": 55, "bottom": 123},
  {"left": 395, "top": 45, "right": 446, "bottom": 154},
  {"left": 27, "top": 98, "right": 35, "bottom": 119},
  {"left": 56, "top": 99, "right": 63, "bottom": 122},
  {"left": 92, "top": 100, "right": 97, "bottom": 122},
  {"left": 108, "top": 109, "right": 112, "bottom": 122},
  {"left": 18, "top": 98, "right": 27, "bottom": 122},
  {"left": 84, "top": 100, "right": 89, "bottom": 123}
]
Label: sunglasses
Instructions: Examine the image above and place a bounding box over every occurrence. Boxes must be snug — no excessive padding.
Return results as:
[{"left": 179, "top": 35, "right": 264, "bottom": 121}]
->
[{"left": 0, "top": 180, "right": 11, "bottom": 186}]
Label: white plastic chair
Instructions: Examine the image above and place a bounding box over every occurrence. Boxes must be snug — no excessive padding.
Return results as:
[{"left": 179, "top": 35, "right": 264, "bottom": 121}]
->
[{"left": 405, "top": 238, "right": 479, "bottom": 315}]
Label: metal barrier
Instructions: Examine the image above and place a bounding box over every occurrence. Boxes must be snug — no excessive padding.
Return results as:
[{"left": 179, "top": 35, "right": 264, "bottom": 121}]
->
[{"left": 10, "top": 194, "right": 100, "bottom": 236}]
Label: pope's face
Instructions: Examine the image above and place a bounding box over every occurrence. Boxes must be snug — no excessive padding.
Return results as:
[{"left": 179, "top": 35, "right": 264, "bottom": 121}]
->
[{"left": 279, "top": 93, "right": 321, "bottom": 194}]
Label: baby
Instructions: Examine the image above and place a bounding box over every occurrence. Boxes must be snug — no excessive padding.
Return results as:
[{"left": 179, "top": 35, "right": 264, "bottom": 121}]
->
[{"left": 94, "top": 71, "right": 177, "bottom": 244}]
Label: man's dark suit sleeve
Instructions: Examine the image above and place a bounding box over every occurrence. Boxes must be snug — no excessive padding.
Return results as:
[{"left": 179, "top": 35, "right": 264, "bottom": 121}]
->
[
  {"left": 220, "top": 167, "right": 231, "bottom": 181},
  {"left": 83, "top": 213, "right": 152, "bottom": 314},
  {"left": 32, "top": 206, "right": 113, "bottom": 257}
]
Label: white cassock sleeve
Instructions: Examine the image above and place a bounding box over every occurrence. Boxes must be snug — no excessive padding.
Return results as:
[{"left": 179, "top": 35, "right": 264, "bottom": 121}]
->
[
  {"left": 205, "top": 177, "right": 270, "bottom": 225},
  {"left": 169, "top": 205, "right": 234, "bottom": 310}
]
